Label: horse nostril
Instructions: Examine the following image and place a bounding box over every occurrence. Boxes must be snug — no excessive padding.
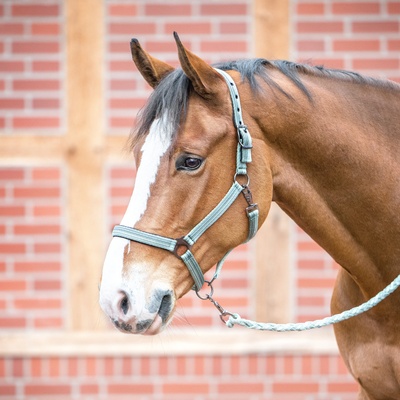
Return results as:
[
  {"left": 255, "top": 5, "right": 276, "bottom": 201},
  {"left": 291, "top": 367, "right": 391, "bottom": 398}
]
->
[
  {"left": 120, "top": 294, "right": 129, "bottom": 315},
  {"left": 158, "top": 293, "right": 172, "bottom": 322}
]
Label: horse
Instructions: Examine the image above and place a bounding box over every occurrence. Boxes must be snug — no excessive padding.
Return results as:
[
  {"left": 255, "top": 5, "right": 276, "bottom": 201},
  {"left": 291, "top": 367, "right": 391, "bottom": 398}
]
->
[{"left": 99, "top": 33, "right": 400, "bottom": 399}]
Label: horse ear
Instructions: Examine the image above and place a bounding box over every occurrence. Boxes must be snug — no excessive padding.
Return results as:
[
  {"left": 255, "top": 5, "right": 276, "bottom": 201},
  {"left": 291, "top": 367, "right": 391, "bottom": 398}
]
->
[
  {"left": 130, "top": 39, "right": 174, "bottom": 88},
  {"left": 173, "top": 32, "right": 224, "bottom": 99}
]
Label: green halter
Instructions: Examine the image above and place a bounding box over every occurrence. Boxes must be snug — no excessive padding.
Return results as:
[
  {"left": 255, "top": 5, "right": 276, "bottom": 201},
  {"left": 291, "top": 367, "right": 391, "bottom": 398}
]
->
[{"left": 112, "top": 69, "right": 259, "bottom": 291}]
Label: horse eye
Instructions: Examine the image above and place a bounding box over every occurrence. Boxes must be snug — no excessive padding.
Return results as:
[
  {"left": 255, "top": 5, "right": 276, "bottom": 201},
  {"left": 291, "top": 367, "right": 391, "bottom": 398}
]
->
[{"left": 176, "top": 156, "right": 203, "bottom": 171}]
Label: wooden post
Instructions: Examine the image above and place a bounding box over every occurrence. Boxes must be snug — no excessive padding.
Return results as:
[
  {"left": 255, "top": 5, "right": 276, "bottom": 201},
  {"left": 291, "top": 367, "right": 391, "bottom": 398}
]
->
[
  {"left": 253, "top": 0, "right": 292, "bottom": 323},
  {"left": 65, "top": 0, "right": 105, "bottom": 330}
]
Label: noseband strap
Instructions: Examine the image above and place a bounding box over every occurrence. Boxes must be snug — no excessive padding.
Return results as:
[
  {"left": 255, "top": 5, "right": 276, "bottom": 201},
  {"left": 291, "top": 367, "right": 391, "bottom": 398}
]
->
[{"left": 112, "top": 68, "right": 259, "bottom": 291}]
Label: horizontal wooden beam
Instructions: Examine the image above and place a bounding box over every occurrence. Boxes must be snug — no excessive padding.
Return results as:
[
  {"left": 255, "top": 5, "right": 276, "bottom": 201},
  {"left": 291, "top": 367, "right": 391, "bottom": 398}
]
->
[{"left": 0, "top": 328, "right": 338, "bottom": 357}]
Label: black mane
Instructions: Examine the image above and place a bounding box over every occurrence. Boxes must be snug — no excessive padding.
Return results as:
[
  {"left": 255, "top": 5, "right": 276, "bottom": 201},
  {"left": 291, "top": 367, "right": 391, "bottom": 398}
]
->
[{"left": 131, "top": 59, "right": 398, "bottom": 147}]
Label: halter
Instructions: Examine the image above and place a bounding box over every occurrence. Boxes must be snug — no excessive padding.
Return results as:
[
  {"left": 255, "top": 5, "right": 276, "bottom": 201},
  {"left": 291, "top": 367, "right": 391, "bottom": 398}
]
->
[{"left": 112, "top": 69, "right": 259, "bottom": 292}]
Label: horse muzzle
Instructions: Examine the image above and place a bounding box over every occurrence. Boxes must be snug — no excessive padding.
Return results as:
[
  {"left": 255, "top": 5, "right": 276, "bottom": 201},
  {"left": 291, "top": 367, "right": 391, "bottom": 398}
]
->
[{"left": 99, "top": 286, "right": 174, "bottom": 335}]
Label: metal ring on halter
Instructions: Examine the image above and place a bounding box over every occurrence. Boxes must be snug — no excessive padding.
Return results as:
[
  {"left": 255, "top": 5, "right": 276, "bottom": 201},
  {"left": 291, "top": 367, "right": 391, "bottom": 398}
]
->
[
  {"left": 234, "top": 172, "right": 250, "bottom": 187},
  {"left": 195, "top": 280, "right": 214, "bottom": 299}
]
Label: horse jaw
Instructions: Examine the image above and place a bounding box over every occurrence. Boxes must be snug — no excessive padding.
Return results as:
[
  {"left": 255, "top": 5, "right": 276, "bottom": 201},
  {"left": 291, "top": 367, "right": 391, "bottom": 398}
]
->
[{"left": 99, "top": 115, "right": 175, "bottom": 335}]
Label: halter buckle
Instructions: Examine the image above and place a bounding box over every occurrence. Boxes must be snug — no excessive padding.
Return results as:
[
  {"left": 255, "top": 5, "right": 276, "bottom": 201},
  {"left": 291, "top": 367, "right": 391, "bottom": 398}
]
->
[
  {"left": 173, "top": 237, "right": 192, "bottom": 258},
  {"left": 246, "top": 203, "right": 259, "bottom": 216}
]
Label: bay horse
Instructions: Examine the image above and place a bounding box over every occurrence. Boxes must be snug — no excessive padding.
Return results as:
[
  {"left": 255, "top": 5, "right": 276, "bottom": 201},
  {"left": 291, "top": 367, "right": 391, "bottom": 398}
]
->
[{"left": 99, "top": 33, "right": 400, "bottom": 399}]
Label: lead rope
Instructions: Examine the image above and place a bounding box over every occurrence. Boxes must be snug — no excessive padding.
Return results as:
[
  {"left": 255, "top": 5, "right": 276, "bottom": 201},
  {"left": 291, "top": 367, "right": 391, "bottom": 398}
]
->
[{"left": 199, "top": 274, "right": 400, "bottom": 331}]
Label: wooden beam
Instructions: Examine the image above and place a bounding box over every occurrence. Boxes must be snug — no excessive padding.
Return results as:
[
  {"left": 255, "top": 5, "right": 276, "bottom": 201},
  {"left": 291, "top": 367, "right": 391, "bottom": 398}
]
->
[
  {"left": 65, "top": 0, "right": 106, "bottom": 330},
  {"left": 253, "top": 0, "right": 292, "bottom": 323},
  {"left": 254, "top": 0, "right": 290, "bottom": 60},
  {"left": 0, "top": 329, "right": 338, "bottom": 357}
]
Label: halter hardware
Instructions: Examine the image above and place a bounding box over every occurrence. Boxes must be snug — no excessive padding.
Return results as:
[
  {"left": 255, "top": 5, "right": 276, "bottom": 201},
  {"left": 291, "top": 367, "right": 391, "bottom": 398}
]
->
[{"left": 112, "top": 68, "right": 259, "bottom": 293}]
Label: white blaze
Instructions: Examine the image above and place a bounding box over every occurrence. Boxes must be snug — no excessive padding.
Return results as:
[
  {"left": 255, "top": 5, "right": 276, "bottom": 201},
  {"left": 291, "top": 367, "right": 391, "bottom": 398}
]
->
[{"left": 100, "top": 116, "right": 172, "bottom": 314}]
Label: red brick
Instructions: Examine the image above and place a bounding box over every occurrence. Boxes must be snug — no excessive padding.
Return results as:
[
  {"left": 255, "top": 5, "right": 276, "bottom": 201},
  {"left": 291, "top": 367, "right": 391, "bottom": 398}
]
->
[
  {"left": 388, "top": 40, "right": 400, "bottom": 51},
  {"left": 201, "top": 3, "right": 247, "bottom": 15},
  {"left": 0, "top": 243, "right": 26, "bottom": 254},
  {"left": 332, "top": 2, "right": 380, "bottom": 14},
  {"left": 34, "top": 317, "right": 63, "bottom": 328},
  {"left": 110, "top": 97, "right": 147, "bottom": 109},
  {"left": 352, "top": 21, "right": 399, "bottom": 33},
  {"left": 24, "top": 384, "right": 70, "bottom": 396},
  {"left": 14, "top": 298, "right": 62, "bottom": 310},
  {"left": 298, "top": 278, "right": 335, "bottom": 288},
  {"left": 30, "top": 358, "right": 43, "bottom": 377},
  {"left": 80, "top": 384, "right": 99, "bottom": 394},
  {"left": 32, "top": 61, "right": 59, "bottom": 72},
  {"left": 0, "top": 98, "right": 24, "bottom": 109},
  {"left": 0, "top": 168, "right": 24, "bottom": 180},
  {"left": 14, "top": 116, "right": 59, "bottom": 129},
  {"left": 388, "top": 2, "right": 400, "bottom": 13},
  {"left": 0, "top": 205, "right": 25, "bottom": 216},
  {"left": 298, "top": 259, "right": 324, "bottom": 270},
  {"left": 219, "top": 22, "right": 247, "bottom": 34},
  {"left": 109, "top": 23, "right": 156, "bottom": 35},
  {"left": 13, "top": 79, "right": 59, "bottom": 91},
  {"left": 0, "top": 384, "right": 16, "bottom": 396},
  {"left": 333, "top": 39, "right": 380, "bottom": 52},
  {"left": 352, "top": 58, "right": 399, "bottom": 70},
  {"left": 307, "top": 58, "right": 345, "bottom": 69},
  {"left": 67, "top": 358, "right": 79, "bottom": 377},
  {"left": 164, "top": 383, "right": 209, "bottom": 394},
  {"left": 110, "top": 79, "right": 136, "bottom": 91},
  {"left": 327, "top": 381, "right": 359, "bottom": 393},
  {"left": 297, "top": 3, "right": 325, "bottom": 15},
  {"left": 218, "top": 382, "right": 264, "bottom": 394},
  {"left": 110, "top": 117, "right": 135, "bottom": 128},
  {"left": 164, "top": 22, "right": 211, "bottom": 34},
  {"left": 0, "top": 23, "right": 24, "bottom": 35},
  {"left": 297, "top": 21, "right": 344, "bottom": 33},
  {"left": 33, "top": 205, "right": 60, "bottom": 217},
  {"left": 32, "top": 98, "right": 60, "bottom": 109},
  {"left": 12, "top": 5, "right": 59, "bottom": 17},
  {"left": 14, "top": 224, "right": 60, "bottom": 235},
  {"left": 0, "top": 280, "right": 26, "bottom": 291},
  {"left": 34, "top": 243, "right": 61, "bottom": 254},
  {"left": 145, "top": 4, "right": 192, "bottom": 16},
  {"left": 33, "top": 167, "right": 60, "bottom": 180},
  {"left": 298, "top": 240, "right": 323, "bottom": 252},
  {"left": 273, "top": 381, "right": 319, "bottom": 393},
  {"left": 34, "top": 279, "right": 61, "bottom": 290},
  {"left": 110, "top": 168, "right": 135, "bottom": 180},
  {"left": 0, "top": 61, "right": 24, "bottom": 72},
  {"left": 200, "top": 40, "right": 247, "bottom": 53},
  {"left": 108, "top": 383, "right": 153, "bottom": 394},
  {"left": 31, "top": 23, "right": 60, "bottom": 35},
  {"left": 13, "top": 186, "right": 60, "bottom": 198},
  {"left": 0, "top": 317, "right": 26, "bottom": 328},
  {"left": 108, "top": 4, "right": 137, "bottom": 16},
  {"left": 12, "top": 41, "right": 59, "bottom": 54},
  {"left": 14, "top": 261, "right": 61, "bottom": 273},
  {"left": 48, "top": 358, "right": 60, "bottom": 377}
]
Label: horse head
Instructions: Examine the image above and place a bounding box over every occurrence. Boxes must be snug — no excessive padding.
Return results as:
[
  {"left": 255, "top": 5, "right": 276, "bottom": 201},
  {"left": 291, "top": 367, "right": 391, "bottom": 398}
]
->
[{"left": 99, "top": 33, "right": 273, "bottom": 335}]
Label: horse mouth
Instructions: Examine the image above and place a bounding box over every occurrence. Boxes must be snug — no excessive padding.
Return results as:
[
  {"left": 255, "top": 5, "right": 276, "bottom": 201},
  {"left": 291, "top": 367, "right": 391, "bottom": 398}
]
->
[{"left": 111, "top": 290, "right": 174, "bottom": 335}]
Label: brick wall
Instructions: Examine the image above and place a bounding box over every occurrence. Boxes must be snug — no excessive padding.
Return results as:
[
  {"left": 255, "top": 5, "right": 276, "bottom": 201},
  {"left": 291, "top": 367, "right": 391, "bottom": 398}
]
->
[
  {"left": 2, "top": 0, "right": 400, "bottom": 398},
  {"left": 0, "top": 166, "right": 66, "bottom": 331},
  {"left": 0, "top": 1, "right": 64, "bottom": 133},
  {"left": 1, "top": 353, "right": 357, "bottom": 399}
]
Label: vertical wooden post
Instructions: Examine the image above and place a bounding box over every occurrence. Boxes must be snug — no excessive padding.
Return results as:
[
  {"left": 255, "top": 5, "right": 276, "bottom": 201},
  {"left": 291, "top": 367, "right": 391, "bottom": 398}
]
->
[
  {"left": 65, "top": 0, "right": 105, "bottom": 330},
  {"left": 253, "top": 0, "right": 292, "bottom": 323}
]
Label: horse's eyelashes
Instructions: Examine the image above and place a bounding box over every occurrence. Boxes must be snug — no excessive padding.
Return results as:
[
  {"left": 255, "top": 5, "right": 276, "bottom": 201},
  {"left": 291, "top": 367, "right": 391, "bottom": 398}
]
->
[{"left": 175, "top": 155, "right": 203, "bottom": 171}]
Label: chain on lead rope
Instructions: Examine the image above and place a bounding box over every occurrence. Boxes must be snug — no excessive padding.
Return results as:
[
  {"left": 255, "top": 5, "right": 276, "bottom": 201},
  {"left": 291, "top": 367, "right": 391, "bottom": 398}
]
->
[{"left": 195, "top": 279, "right": 234, "bottom": 323}]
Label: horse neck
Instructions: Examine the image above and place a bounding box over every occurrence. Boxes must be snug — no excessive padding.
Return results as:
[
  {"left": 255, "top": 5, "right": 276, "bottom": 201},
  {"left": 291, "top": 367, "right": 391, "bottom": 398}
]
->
[{"left": 263, "top": 74, "right": 400, "bottom": 294}]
